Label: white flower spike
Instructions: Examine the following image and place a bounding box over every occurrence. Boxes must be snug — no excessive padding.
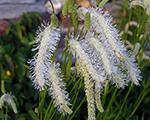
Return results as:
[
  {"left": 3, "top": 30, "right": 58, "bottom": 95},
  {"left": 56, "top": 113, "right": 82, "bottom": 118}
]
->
[
  {"left": 67, "top": 35, "right": 106, "bottom": 83},
  {"left": 0, "top": 94, "right": 17, "bottom": 114},
  {"left": 77, "top": 6, "right": 141, "bottom": 86},
  {"left": 130, "top": 0, "right": 150, "bottom": 16},
  {"left": 28, "top": 22, "right": 60, "bottom": 91},
  {"left": 75, "top": 59, "right": 96, "bottom": 120},
  {"left": 48, "top": 63, "right": 72, "bottom": 115}
]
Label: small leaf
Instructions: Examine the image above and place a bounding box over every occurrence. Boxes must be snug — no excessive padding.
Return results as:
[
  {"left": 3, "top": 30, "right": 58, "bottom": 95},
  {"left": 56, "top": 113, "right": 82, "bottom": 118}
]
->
[
  {"left": 27, "top": 33, "right": 34, "bottom": 41},
  {"left": 28, "top": 110, "right": 37, "bottom": 120},
  {"left": 0, "top": 62, "right": 5, "bottom": 80},
  {"left": 30, "top": 12, "right": 42, "bottom": 22},
  {"left": 122, "top": 0, "right": 128, "bottom": 8},
  {"left": 20, "top": 37, "right": 31, "bottom": 49},
  {"left": 13, "top": 22, "right": 23, "bottom": 39},
  {"left": 32, "top": 90, "right": 38, "bottom": 101},
  {"left": 25, "top": 102, "right": 37, "bottom": 111},
  {"left": 18, "top": 118, "right": 26, "bottom": 120},
  {"left": 4, "top": 54, "right": 14, "bottom": 76},
  {"left": 5, "top": 24, "right": 11, "bottom": 35},
  {"left": 23, "top": 13, "right": 31, "bottom": 26}
]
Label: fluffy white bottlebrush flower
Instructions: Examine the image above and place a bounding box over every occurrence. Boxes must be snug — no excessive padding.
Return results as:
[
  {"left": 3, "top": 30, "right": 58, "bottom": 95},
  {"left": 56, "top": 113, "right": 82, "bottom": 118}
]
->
[
  {"left": 81, "top": 33, "right": 127, "bottom": 88},
  {"left": 77, "top": 7, "right": 141, "bottom": 86},
  {"left": 47, "top": 62, "right": 72, "bottom": 115},
  {"left": 83, "top": 33, "right": 115, "bottom": 75},
  {"left": 124, "top": 57, "right": 142, "bottom": 85},
  {"left": 67, "top": 35, "right": 106, "bottom": 83},
  {"left": 130, "top": 0, "right": 150, "bottom": 15},
  {"left": 130, "top": 0, "right": 150, "bottom": 9},
  {"left": 28, "top": 22, "right": 60, "bottom": 91},
  {"left": 77, "top": 7, "right": 127, "bottom": 61},
  {"left": 95, "top": 82, "right": 104, "bottom": 113},
  {"left": 75, "top": 59, "right": 96, "bottom": 120},
  {"left": 0, "top": 94, "right": 17, "bottom": 113}
]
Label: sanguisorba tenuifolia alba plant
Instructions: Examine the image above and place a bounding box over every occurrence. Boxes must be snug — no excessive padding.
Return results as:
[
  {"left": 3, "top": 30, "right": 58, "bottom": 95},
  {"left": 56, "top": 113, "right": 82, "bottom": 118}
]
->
[
  {"left": 28, "top": 0, "right": 144, "bottom": 119},
  {"left": 28, "top": 12, "right": 72, "bottom": 114}
]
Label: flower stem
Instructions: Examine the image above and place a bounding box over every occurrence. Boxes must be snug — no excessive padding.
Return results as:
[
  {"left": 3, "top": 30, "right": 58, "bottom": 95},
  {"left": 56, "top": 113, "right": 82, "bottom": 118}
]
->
[
  {"left": 5, "top": 103, "right": 8, "bottom": 120},
  {"left": 114, "top": 85, "right": 132, "bottom": 120},
  {"left": 1, "top": 106, "right": 4, "bottom": 120},
  {"left": 49, "top": 0, "right": 55, "bottom": 14}
]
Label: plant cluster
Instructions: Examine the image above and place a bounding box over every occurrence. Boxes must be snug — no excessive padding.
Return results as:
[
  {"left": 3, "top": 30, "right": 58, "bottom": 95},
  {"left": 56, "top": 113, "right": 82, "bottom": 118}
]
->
[{"left": 0, "top": 0, "right": 150, "bottom": 120}]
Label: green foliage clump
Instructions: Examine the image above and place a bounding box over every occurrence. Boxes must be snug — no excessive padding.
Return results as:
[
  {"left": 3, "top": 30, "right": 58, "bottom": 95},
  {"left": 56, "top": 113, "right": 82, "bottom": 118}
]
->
[{"left": 0, "top": 12, "right": 41, "bottom": 120}]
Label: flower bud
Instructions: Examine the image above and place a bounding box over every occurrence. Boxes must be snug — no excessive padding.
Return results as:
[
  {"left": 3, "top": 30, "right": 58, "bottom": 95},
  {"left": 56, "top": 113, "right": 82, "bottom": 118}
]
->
[
  {"left": 132, "top": 43, "right": 141, "bottom": 56},
  {"left": 62, "top": 0, "right": 68, "bottom": 16},
  {"left": 84, "top": 12, "right": 91, "bottom": 31},
  {"left": 146, "top": 7, "right": 150, "bottom": 16},
  {"left": 50, "top": 14, "right": 58, "bottom": 28},
  {"left": 99, "top": 0, "right": 109, "bottom": 8},
  {"left": 34, "top": 107, "right": 42, "bottom": 113},
  {"left": 72, "top": 4, "right": 78, "bottom": 26},
  {"left": 68, "top": 0, "right": 74, "bottom": 13},
  {"left": 62, "top": 104, "right": 73, "bottom": 114},
  {"left": 1, "top": 80, "right": 5, "bottom": 94}
]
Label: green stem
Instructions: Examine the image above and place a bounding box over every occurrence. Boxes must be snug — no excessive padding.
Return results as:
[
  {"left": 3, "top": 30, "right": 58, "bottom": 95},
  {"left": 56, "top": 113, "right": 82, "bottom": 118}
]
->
[
  {"left": 124, "top": 8, "right": 132, "bottom": 41},
  {"left": 60, "top": 17, "right": 65, "bottom": 32},
  {"left": 37, "top": 90, "right": 47, "bottom": 120},
  {"left": 97, "top": 81, "right": 109, "bottom": 119},
  {"left": 70, "top": 96, "right": 86, "bottom": 120},
  {"left": 59, "top": 47, "right": 67, "bottom": 64},
  {"left": 114, "top": 85, "right": 132, "bottom": 120},
  {"left": 47, "top": 104, "right": 56, "bottom": 120},
  {"left": 67, "top": 14, "right": 71, "bottom": 38},
  {"left": 129, "top": 79, "right": 150, "bottom": 118},
  {"left": 49, "top": 0, "right": 55, "bottom": 14},
  {"left": 44, "top": 99, "right": 53, "bottom": 120},
  {"left": 49, "top": 110, "right": 56, "bottom": 120},
  {"left": 37, "top": 92, "right": 41, "bottom": 120},
  {"left": 129, "top": 88, "right": 150, "bottom": 118},
  {"left": 66, "top": 71, "right": 77, "bottom": 88},
  {"left": 29, "top": 40, "right": 36, "bottom": 45},
  {"left": 52, "top": 17, "right": 65, "bottom": 63},
  {"left": 5, "top": 103, "right": 8, "bottom": 120},
  {"left": 70, "top": 77, "right": 82, "bottom": 94},
  {"left": 1, "top": 106, "right": 4, "bottom": 120},
  {"left": 114, "top": 89, "right": 123, "bottom": 100},
  {"left": 119, "top": 6, "right": 125, "bottom": 30},
  {"left": 74, "top": 22, "right": 80, "bottom": 37},
  {"left": 60, "top": 114, "right": 64, "bottom": 120},
  {"left": 103, "top": 87, "right": 118, "bottom": 120},
  {"left": 40, "top": 111, "right": 42, "bottom": 120},
  {"left": 77, "top": 26, "right": 85, "bottom": 41},
  {"left": 61, "top": 51, "right": 69, "bottom": 73}
]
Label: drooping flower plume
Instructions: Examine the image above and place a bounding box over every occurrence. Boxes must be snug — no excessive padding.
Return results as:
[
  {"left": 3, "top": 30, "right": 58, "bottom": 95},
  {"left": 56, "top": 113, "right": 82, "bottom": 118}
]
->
[
  {"left": 28, "top": 13, "right": 72, "bottom": 114},
  {"left": 47, "top": 62, "right": 72, "bottom": 115},
  {"left": 67, "top": 35, "right": 106, "bottom": 83},
  {"left": 75, "top": 59, "right": 96, "bottom": 120},
  {"left": 65, "top": 6, "right": 142, "bottom": 119},
  {"left": 77, "top": 6, "right": 141, "bottom": 86},
  {"left": 0, "top": 94, "right": 17, "bottom": 114},
  {"left": 28, "top": 1, "right": 143, "bottom": 119},
  {"left": 28, "top": 22, "right": 60, "bottom": 91},
  {"left": 130, "top": 0, "right": 150, "bottom": 15}
]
